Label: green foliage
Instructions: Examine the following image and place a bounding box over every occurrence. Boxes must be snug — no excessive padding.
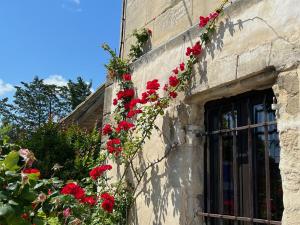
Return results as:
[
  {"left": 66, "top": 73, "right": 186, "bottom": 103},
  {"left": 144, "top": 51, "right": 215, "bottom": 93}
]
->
[
  {"left": 0, "top": 76, "right": 93, "bottom": 142},
  {"left": 0, "top": 124, "right": 12, "bottom": 145},
  {"left": 13, "top": 77, "right": 70, "bottom": 130},
  {"left": 67, "top": 77, "right": 92, "bottom": 110},
  {"left": 64, "top": 125, "right": 102, "bottom": 179},
  {"left": 20, "top": 122, "right": 101, "bottom": 180},
  {"left": 102, "top": 43, "right": 130, "bottom": 81},
  {"left": 128, "top": 28, "right": 151, "bottom": 61},
  {"left": 0, "top": 147, "right": 62, "bottom": 225}
]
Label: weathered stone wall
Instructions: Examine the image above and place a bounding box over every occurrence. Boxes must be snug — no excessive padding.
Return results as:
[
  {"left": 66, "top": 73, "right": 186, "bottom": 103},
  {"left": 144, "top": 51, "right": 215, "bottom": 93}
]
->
[
  {"left": 273, "top": 67, "right": 300, "bottom": 225},
  {"left": 123, "top": 0, "right": 221, "bottom": 57},
  {"left": 104, "top": 0, "right": 300, "bottom": 224}
]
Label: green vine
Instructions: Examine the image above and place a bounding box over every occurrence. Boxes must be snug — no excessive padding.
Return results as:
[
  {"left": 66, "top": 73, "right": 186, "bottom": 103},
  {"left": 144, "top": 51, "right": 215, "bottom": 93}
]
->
[{"left": 128, "top": 28, "right": 152, "bottom": 61}]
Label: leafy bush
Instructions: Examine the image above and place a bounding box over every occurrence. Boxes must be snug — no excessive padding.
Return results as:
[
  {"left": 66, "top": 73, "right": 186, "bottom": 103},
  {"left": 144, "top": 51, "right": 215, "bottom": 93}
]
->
[{"left": 20, "top": 122, "right": 101, "bottom": 180}]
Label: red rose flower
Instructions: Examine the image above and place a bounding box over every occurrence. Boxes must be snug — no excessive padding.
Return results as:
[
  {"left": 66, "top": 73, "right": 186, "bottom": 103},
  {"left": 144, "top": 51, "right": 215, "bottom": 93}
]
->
[
  {"left": 113, "top": 98, "right": 118, "bottom": 105},
  {"left": 169, "top": 76, "right": 179, "bottom": 87},
  {"left": 146, "top": 79, "right": 160, "bottom": 90},
  {"left": 169, "top": 91, "right": 178, "bottom": 98},
  {"left": 186, "top": 47, "right": 192, "bottom": 56},
  {"left": 101, "top": 193, "right": 115, "bottom": 213},
  {"left": 82, "top": 196, "right": 97, "bottom": 206},
  {"left": 179, "top": 62, "right": 185, "bottom": 71},
  {"left": 116, "top": 121, "right": 135, "bottom": 133},
  {"left": 117, "top": 89, "right": 135, "bottom": 100},
  {"left": 172, "top": 68, "right": 179, "bottom": 75},
  {"left": 192, "top": 42, "right": 202, "bottom": 56},
  {"left": 89, "top": 165, "right": 112, "bottom": 180},
  {"left": 124, "top": 102, "right": 130, "bottom": 110},
  {"left": 127, "top": 109, "right": 143, "bottom": 118},
  {"left": 124, "top": 89, "right": 135, "bottom": 98},
  {"left": 106, "top": 138, "right": 122, "bottom": 154},
  {"left": 122, "top": 73, "right": 132, "bottom": 81},
  {"left": 199, "top": 16, "right": 210, "bottom": 28},
  {"left": 102, "top": 124, "right": 113, "bottom": 135},
  {"left": 61, "top": 183, "right": 85, "bottom": 200},
  {"left": 140, "top": 92, "right": 149, "bottom": 104},
  {"left": 129, "top": 98, "right": 141, "bottom": 109},
  {"left": 208, "top": 12, "right": 219, "bottom": 20}
]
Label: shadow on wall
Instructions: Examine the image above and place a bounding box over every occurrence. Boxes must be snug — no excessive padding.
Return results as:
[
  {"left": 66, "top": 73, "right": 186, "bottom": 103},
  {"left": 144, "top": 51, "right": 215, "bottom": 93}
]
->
[
  {"left": 131, "top": 104, "right": 202, "bottom": 225},
  {"left": 189, "top": 14, "right": 293, "bottom": 94},
  {"left": 128, "top": 10, "right": 292, "bottom": 225},
  {"left": 190, "top": 18, "right": 244, "bottom": 93}
]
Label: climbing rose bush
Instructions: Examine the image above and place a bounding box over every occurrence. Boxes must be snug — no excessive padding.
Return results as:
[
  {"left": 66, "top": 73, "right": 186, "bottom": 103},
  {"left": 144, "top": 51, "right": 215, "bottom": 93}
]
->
[{"left": 0, "top": 1, "right": 230, "bottom": 224}]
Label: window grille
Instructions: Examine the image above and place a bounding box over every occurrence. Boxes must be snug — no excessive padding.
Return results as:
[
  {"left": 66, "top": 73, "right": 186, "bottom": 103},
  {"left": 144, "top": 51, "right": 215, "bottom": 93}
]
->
[{"left": 200, "top": 89, "right": 283, "bottom": 225}]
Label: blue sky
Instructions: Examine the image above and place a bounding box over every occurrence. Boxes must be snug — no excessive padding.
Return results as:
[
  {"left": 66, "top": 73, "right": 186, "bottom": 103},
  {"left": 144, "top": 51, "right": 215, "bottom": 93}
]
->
[{"left": 0, "top": 0, "right": 122, "bottom": 99}]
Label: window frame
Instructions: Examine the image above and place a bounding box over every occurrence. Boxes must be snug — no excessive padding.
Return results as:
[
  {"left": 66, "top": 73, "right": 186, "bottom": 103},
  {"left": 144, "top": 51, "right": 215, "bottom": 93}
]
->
[{"left": 199, "top": 89, "right": 282, "bottom": 225}]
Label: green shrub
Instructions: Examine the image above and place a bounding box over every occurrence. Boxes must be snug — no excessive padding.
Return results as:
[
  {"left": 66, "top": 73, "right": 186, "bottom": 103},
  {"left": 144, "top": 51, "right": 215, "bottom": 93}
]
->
[{"left": 20, "top": 122, "right": 101, "bottom": 180}]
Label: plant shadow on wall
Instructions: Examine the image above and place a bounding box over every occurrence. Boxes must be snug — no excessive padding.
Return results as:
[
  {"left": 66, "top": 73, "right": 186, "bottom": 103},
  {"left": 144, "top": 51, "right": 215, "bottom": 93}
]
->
[
  {"left": 131, "top": 107, "right": 195, "bottom": 225},
  {"left": 189, "top": 18, "right": 244, "bottom": 92}
]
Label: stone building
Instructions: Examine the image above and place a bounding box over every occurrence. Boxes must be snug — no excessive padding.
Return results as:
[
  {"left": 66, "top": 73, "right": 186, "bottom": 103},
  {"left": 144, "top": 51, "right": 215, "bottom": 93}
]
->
[{"left": 71, "top": 0, "right": 300, "bottom": 224}]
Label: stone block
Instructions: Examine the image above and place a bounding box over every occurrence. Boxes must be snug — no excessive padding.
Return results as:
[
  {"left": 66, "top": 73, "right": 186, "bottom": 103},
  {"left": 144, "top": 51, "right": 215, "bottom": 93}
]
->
[
  {"left": 237, "top": 43, "right": 272, "bottom": 79},
  {"left": 207, "top": 54, "right": 238, "bottom": 88}
]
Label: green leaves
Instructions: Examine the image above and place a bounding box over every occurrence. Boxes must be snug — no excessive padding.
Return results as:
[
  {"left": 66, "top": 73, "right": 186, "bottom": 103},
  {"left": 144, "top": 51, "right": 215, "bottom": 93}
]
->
[{"left": 3, "top": 151, "right": 19, "bottom": 171}]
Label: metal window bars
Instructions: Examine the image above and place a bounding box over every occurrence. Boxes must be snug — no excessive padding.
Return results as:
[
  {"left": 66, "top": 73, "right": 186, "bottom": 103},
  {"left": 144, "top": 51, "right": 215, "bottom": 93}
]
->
[{"left": 201, "top": 89, "right": 283, "bottom": 225}]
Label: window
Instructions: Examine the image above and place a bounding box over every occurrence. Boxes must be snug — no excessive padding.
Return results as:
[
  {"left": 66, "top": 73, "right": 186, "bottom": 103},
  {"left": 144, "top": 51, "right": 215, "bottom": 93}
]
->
[{"left": 201, "top": 89, "right": 283, "bottom": 225}]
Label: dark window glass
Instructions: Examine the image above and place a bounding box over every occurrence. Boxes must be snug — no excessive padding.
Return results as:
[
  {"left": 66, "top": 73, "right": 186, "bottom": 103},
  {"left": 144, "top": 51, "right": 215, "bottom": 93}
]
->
[{"left": 204, "top": 89, "right": 283, "bottom": 225}]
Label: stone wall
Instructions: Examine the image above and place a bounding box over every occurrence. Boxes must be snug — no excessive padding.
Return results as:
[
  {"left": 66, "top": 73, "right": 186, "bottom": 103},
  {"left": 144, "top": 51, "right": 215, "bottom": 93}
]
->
[
  {"left": 122, "top": 0, "right": 221, "bottom": 57},
  {"left": 104, "top": 0, "right": 300, "bottom": 224}
]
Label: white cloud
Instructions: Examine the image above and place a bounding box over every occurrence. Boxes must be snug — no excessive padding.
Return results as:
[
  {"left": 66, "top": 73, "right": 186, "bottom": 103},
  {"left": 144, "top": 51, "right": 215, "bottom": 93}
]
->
[
  {"left": 71, "top": 0, "right": 80, "bottom": 5},
  {"left": 62, "top": 0, "right": 82, "bottom": 12},
  {"left": 44, "top": 75, "right": 68, "bottom": 87},
  {"left": 0, "top": 79, "right": 15, "bottom": 96}
]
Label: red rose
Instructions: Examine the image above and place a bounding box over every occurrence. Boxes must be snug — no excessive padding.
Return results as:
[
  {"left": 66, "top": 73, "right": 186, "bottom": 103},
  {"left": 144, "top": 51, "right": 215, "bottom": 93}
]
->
[
  {"left": 89, "top": 165, "right": 112, "bottom": 180},
  {"left": 124, "top": 89, "right": 135, "bottom": 98},
  {"left": 127, "top": 109, "right": 143, "bottom": 118},
  {"left": 199, "top": 16, "right": 210, "bottom": 28},
  {"left": 169, "top": 76, "right": 179, "bottom": 87},
  {"left": 101, "top": 193, "right": 115, "bottom": 213},
  {"left": 81, "top": 196, "right": 97, "bottom": 206},
  {"left": 124, "top": 102, "right": 130, "bottom": 110},
  {"left": 179, "top": 62, "right": 185, "bottom": 71},
  {"left": 117, "top": 89, "right": 135, "bottom": 100},
  {"left": 61, "top": 183, "right": 85, "bottom": 200},
  {"left": 106, "top": 138, "right": 122, "bottom": 155},
  {"left": 147, "top": 28, "right": 152, "bottom": 35},
  {"left": 102, "top": 124, "right": 113, "bottom": 135},
  {"left": 140, "top": 92, "right": 149, "bottom": 104},
  {"left": 169, "top": 91, "right": 178, "bottom": 98},
  {"left": 172, "top": 68, "right": 179, "bottom": 75},
  {"left": 116, "top": 121, "right": 135, "bottom": 133},
  {"left": 146, "top": 79, "right": 160, "bottom": 90},
  {"left": 129, "top": 98, "right": 141, "bottom": 109},
  {"left": 186, "top": 47, "right": 192, "bottom": 56},
  {"left": 122, "top": 74, "right": 132, "bottom": 81},
  {"left": 208, "top": 12, "right": 219, "bottom": 20},
  {"left": 113, "top": 98, "right": 118, "bottom": 105},
  {"left": 192, "top": 42, "right": 202, "bottom": 56}
]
